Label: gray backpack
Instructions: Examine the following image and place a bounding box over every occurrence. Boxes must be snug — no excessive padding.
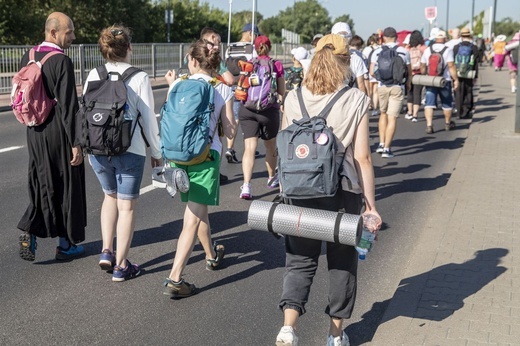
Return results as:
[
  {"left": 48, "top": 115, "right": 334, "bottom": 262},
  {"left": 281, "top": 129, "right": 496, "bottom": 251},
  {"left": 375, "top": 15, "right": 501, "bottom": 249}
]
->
[{"left": 277, "top": 86, "right": 349, "bottom": 199}]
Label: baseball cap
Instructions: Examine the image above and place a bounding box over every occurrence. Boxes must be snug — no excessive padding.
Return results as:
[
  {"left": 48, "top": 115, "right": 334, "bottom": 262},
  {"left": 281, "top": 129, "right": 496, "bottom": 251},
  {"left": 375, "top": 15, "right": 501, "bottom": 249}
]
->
[
  {"left": 315, "top": 34, "right": 349, "bottom": 56},
  {"left": 460, "top": 28, "right": 471, "bottom": 37},
  {"left": 403, "top": 33, "right": 411, "bottom": 45},
  {"left": 383, "top": 27, "right": 397, "bottom": 38},
  {"left": 242, "top": 23, "right": 261, "bottom": 35},
  {"left": 291, "top": 47, "right": 308, "bottom": 61},
  {"left": 312, "top": 34, "right": 324, "bottom": 41},
  {"left": 331, "top": 22, "right": 352, "bottom": 39},
  {"left": 254, "top": 35, "right": 271, "bottom": 51},
  {"left": 436, "top": 30, "right": 447, "bottom": 39},
  {"left": 429, "top": 27, "right": 440, "bottom": 40}
]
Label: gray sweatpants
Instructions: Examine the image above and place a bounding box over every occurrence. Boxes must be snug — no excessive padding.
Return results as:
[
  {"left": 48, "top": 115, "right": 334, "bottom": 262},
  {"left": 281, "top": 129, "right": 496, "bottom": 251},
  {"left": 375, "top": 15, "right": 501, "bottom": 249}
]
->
[{"left": 279, "top": 190, "right": 362, "bottom": 319}]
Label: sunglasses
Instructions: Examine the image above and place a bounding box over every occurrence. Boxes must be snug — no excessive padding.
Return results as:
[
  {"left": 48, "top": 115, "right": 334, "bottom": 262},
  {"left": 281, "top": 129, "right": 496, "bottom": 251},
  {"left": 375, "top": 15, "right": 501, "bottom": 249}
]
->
[{"left": 111, "top": 29, "right": 124, "bottom": 37}]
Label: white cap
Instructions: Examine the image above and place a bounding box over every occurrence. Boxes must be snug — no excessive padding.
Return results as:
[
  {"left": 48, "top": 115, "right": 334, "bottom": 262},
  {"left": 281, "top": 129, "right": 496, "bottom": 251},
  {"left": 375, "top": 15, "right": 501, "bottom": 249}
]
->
[
  {"left": 331, "top": 22, "right": 352, "bottom": 38},
  {"left": 291, "top": 47, "right": 308, "bottom": 61},
  {"left": 429, "top": 27, "right": 440, "bottom": 40}
]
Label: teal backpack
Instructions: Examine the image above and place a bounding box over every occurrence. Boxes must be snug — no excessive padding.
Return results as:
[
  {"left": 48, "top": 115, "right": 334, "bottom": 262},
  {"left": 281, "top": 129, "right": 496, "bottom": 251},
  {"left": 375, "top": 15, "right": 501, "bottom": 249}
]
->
[{"left": 160, "top": 77, "right": 219, "bottom": 165}]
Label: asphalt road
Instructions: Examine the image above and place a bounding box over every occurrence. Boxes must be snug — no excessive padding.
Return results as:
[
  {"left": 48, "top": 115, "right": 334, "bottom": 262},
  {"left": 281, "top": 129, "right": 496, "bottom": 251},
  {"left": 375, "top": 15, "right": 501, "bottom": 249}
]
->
[{"left": 0, "top": 87, "right": 472, "bottom": 345}]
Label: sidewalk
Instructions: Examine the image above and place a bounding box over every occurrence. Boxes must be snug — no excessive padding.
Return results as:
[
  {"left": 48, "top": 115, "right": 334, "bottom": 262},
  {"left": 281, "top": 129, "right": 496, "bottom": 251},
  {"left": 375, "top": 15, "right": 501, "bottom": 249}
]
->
[{"left": 371, "top": 67, "right": 520, "bottom": 345}]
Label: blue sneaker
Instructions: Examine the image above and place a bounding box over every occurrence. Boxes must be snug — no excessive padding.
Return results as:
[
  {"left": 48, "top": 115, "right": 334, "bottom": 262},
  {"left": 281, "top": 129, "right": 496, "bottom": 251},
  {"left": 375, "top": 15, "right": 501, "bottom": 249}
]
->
[
  {"left": 99, "top": 249, "right": 116, "bottom": 271},
  {"left": 112, "top": 260, "right": 141, "bottom": 282},
  {"left": 19, "top": 232, "right": 37, "bottom": 261},
  {"left": 55, "top": 244, "right": 85, "bottom": 261}
]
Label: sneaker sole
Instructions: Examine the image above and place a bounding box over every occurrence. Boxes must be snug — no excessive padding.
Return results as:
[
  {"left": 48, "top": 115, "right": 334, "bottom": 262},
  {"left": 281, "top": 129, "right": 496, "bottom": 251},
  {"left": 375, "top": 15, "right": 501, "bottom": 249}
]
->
[
  {"left": 381, "top": 154, "right": 394, "bottom": 158},
  {"left": 206, "top": 246, "right": 226, "bottom": 271},
  {"left": 55, "top": 250, "right": 85, "bottom": 261},
  {"left": 112, "top": 268, "right": 141, "bottom": 282},
  {"left": 240, "top": 194, "right": 252, "bottom": 200},
  {"left": 99, "top": 260, "right": 114, "bottom": 271},
  {"left": 276, "top": 340, "right": 297, "bottom": 346},
  {"left": 19, "top": 233, "right": 35, "bottom": 261},
  {"left": 163, "top": 287, "right": 198, "bottom": 298}
]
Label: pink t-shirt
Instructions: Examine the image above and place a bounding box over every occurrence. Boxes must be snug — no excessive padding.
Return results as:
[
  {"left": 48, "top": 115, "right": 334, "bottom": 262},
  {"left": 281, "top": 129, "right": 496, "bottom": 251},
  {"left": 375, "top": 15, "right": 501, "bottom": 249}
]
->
[{"left": 256, "top": 55, "right": 284, "bottom": 78}]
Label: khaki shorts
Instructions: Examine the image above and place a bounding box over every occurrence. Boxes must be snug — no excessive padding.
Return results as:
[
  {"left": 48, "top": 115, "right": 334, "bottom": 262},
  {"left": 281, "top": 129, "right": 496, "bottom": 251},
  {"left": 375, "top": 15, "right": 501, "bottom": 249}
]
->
[{"left": 378, "top": 85, "right": 404, "bottom": 117}]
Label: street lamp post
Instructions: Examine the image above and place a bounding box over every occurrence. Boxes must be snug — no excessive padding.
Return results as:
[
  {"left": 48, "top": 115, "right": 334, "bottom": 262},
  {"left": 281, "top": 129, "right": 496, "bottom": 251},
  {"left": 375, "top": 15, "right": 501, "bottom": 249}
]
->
[{"left": 471, "top": 0, "right": 475, "bottom": 31}]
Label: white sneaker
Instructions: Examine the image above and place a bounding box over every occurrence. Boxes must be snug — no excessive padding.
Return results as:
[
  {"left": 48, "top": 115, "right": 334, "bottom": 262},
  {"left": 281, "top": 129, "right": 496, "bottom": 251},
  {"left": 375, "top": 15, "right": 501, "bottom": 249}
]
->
[
  {"left": 240, "top": 183, "right": 252, "bottom": 200},
  {"left": 326, "top": 331, "right": 350, "bottom": 346},
  {"left": 371, "top": 110, "right": 380, "bottom": 116},
  {"left": 276, "top": 326, "right": 299, "bottom": 346},
  {"left": 513, "top": 86, "right": 517, "bottom": 93},
  {"left": 404, "top": 114, "right": 413, "bottom": 120},
  {"left": 376, "top": 144, "right": 384, "bottom": 153}
]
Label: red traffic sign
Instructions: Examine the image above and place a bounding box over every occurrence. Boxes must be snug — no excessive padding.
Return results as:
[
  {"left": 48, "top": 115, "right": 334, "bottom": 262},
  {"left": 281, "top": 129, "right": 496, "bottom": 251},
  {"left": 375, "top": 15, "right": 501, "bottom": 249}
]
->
[{"left": 425, "top": 6, "right": 437, "bottom": 21}]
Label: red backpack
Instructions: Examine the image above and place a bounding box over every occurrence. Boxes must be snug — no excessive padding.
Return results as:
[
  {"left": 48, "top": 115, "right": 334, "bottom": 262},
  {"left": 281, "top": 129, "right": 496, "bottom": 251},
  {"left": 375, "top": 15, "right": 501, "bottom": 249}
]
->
[
  {"left": 10, "top": 48, "right": 62, "bottom": 126},
  {"left": 427, "top": 46, "right": 447, "bottom": 77}
]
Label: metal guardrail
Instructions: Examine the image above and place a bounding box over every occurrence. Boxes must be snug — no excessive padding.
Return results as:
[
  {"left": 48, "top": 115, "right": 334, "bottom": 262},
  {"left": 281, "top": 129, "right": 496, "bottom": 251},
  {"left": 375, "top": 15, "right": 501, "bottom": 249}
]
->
[{"left": 0, "top": 42, "right": 304, "bottom": 94}]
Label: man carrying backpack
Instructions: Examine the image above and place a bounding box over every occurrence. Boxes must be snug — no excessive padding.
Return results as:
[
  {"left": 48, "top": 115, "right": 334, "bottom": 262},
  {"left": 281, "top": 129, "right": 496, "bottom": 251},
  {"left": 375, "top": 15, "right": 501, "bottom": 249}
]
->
[
  {"left": 17, "top": 12, "right": 87, "bottom": 262},
  {"left": 369, "top": 27, "right": 412, "bottom": 158},
  {"left": 224, "top": 23, "right": 260, "bottom": 164},
  {"left": 420, "top": 30, "right": 459, "bottom": 134},
  {"left": 453, "top": 28, "right": 479, "bottom": 119}
]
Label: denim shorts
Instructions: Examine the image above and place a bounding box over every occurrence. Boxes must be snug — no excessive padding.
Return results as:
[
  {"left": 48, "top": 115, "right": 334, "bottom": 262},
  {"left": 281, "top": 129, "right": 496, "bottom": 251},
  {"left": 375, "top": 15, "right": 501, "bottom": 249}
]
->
[
  {"left": 425, "top": 82, "right": 453, "bottom": 110},
  {"left": 88, "top": 152, "right": 146, "bottom": 200}
]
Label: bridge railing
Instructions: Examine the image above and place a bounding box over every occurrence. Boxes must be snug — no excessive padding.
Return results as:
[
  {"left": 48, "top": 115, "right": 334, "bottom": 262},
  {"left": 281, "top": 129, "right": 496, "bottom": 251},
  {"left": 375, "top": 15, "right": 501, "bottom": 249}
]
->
[{"left": 0, "top": 42, "right": 305, "bottom": 94}]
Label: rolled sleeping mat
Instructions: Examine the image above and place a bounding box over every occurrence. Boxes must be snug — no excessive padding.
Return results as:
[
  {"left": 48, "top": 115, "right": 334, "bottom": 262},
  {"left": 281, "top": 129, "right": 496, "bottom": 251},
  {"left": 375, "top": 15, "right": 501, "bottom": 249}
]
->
[
  {"left": 412, "top": 75, "right": 446, "bottom": 88},
  {"left": 247, "top": 200, "right": 362, "bottom": 246}
]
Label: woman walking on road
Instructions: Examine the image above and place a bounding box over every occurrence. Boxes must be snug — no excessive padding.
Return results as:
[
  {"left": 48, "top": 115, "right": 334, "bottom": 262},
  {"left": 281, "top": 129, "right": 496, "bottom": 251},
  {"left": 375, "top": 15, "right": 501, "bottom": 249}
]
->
[
  {"left": 84, "top": 25, "right": 163, "bottom": 282},
  {"left": 162, "top": 39, "right": 237, "bottom": 298},
  {"left": 275, "top": 34, "right": 382, "bottom": 346}
]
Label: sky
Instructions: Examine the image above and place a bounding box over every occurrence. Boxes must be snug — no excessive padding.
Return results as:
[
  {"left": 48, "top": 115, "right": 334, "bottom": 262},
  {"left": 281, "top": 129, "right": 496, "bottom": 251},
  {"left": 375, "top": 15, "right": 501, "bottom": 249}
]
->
[{"left": 208, "top": 0, "right": 520, "bottom": 40}]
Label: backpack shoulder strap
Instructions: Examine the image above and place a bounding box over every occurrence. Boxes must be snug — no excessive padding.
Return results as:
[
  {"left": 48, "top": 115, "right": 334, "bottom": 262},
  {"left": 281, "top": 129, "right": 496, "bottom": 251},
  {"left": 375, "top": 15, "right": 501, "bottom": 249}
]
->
[
  {"left": 318, "top": 86, "right": 350, "bottom": 119},
  {"left": 296, "top": 87, "right": 310, "bottom": 119},
  {"left": 439, "top": 46, "right": 448, "bottom": 55},
  {"left": 122, "top": 67, "right": 143, "bottom": 82},
  {"left": 96, "top": 65, "right": 109, "bottom": 80}
]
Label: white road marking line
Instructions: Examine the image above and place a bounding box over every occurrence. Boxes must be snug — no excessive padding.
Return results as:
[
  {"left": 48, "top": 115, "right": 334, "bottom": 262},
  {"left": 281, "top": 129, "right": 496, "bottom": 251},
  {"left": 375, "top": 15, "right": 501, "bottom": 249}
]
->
[
  {"left": 140, "top": 184, "right": 156, "bottom": 195},
  {"left": 0, "top": 146, "right": 24, "bottom": 153}
]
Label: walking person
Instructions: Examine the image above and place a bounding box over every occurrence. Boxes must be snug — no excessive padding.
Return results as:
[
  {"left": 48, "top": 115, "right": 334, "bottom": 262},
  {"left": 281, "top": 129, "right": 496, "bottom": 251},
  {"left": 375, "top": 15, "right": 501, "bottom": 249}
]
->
[
  {"left": 505, "top": 32, "right": 519, "bottom": 93},
  {"left": 369, "top": 27, "right": 412, "bottom": 158},
  {"left": 17, "top": 12, "right": 87, "bottom": 262},
  {"left": 83, "top": 25, "right": 163, "bottom": 281},
  {"left": 453, "top": 28, "right": 479, "bottom": 119},
  {"left": 404, "top": 30, "right": 427, "bottom": 122},
  {"left": 420, "top": 30, "right": 459, "bottom": 134},
  {"left": 238, "top": 35, "right": 285, "bottom": 200},
  {"left": 275, "top": 34, "right": 381, "bottom": 346},
  {"left": 362, "top": 33, "right": 381, "bottom": 116},
  {"left": 163, "top": 39, "right": 237, "bottom": 298}
]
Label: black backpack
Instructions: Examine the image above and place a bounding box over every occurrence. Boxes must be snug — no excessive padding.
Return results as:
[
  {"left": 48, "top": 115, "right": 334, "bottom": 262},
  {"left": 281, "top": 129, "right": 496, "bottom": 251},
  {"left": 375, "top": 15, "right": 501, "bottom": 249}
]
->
[
  {"left": 77, "top": 65, "right": 147, "bottom": 156},
  {"left": 226, "top": 42, "right": 254, "bottom": 85},
  {"left": 376, "top": 45, "right": 408, "bottom": 86}
]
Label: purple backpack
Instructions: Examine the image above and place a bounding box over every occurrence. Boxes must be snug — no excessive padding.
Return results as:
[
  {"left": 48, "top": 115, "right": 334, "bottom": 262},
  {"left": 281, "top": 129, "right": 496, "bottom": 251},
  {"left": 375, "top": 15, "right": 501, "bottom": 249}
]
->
[{"left": 244, "top": 58, "right": 278, "bottom": 111}]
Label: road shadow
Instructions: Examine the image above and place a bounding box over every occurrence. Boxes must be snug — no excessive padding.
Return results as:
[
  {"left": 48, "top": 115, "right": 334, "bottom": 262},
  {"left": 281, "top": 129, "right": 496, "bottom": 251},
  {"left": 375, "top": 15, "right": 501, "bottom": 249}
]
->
[
  {"left": 375, "top": 173, "right": 451, "bottom": 201},
  {"left": 391, "top": 137, "right": 466, "bottom": 157},
  {"left": 346, "top": 248, "right": 508, "bottom": 345}
]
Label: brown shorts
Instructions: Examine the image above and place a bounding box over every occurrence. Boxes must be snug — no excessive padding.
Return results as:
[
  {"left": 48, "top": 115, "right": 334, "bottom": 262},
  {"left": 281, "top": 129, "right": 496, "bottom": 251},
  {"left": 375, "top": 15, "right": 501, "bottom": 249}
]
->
[{"left": 378, "top": 85, "right": 404, "bottom": 117}]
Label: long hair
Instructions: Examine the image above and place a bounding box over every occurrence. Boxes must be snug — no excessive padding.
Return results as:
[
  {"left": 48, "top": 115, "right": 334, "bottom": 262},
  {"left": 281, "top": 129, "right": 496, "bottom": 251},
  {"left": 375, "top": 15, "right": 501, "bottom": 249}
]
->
[
  {"left": 409, "top": 30, "right": 424, "bottom": 48},
  {"left": 98, "top": 25, "right": 131, "bottom": 62},
  {"left": 303, "top": 45, "right": 351, "bottom": 95},
  {"left": 188, "top": 39, "right": 221, "bottom": 72}
]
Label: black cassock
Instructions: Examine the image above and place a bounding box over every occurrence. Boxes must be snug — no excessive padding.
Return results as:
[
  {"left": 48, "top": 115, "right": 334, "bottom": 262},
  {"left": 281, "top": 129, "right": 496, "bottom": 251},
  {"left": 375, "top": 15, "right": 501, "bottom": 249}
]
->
[{"left": 17, "top": 48, "right": 87, "bottom": 244}]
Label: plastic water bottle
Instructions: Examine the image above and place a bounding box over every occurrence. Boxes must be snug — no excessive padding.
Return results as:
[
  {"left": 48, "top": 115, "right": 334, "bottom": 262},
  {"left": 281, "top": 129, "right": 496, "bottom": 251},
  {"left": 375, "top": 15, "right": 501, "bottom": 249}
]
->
[
  {"left": 123, "top": 104, "right": 131, "bottom": 120},
  {"left": 355, "top": 213, "right": 381, "bottom": 260}
]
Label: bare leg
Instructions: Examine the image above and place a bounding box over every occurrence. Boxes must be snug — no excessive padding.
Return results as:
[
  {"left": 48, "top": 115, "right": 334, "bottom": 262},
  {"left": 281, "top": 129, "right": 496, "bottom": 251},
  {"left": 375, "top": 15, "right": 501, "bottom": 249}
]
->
[
  {"left": 242, "top": 137, "right": 259, "bottom": 184},
  {"left": 115, "top": 199, "right": 137, "bottom": 267},
  {"left": 169, "top": 201, "right": 208, "bottom": 281},
  {"left": 283, "top": 308, "right": 299, "bottom": 327},
  {"left": 384, "top": 116, "right": 397, "bottom": 148},
  {"left": 413, "top": 104, "right": 420, "bottom": 117},
  {"left": 263, "top": 137, "right": 277, "bottom": 178},
  {"left": 378, "top": 112, "right": 388, "bottom": 144},
  {"left": 329, "top": 318, "right": 343, "bottom": 338},
  {"left": 100, "top": 194, "right": 118, "bottom": 252},
  {"left": 424, "top": 107, "right": 434, "bottom": 127}
]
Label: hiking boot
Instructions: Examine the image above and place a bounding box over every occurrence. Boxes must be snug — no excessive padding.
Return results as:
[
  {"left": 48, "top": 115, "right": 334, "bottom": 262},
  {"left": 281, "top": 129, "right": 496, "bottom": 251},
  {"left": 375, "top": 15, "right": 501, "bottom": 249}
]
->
[
  {"left": 240, "top": 183, "right": 252, "bottom": 200},
  {"left": 112, "top": 260, "right": 141, "bottom": 282},
  {"left": 267, "top": 174, "right": 280, "bottom": 188},
  {"left": 426, "top": 125, "right": 434, "bottom": 134},
  {"left": 19, "top": 232, "right": 37, "bottom": 261},
  {"left": 163, "top": 278, "right": 197, "bottom": 298},
  {"left": 206, "top": 242, "right": 225, "bottom": 271},
  {"left": 404, "top": 113, "right": 413, "bottom": 120},
  {"left": 381, "top": 149, "right": 395, "bottom": 158},
  {"left": 225, "top": 148, "right": 239, "bottom": 163},
  {"left": 327, "top": 331, "right": 350, "bottom": 346},
  {"left": 376, "top": 144, "right": 384, "bottom": 153},
  {"left": 99, "top": 249, "right": 116, "bottom": 271},
  {"left": 445, "top": 121, "right": 456, "bottom": 131},
  {"left": 55, "top": 244, "right": 85, "bottom": 261},
  {"left": 276, "top": 326, "right": 299, "bottom": 346}
]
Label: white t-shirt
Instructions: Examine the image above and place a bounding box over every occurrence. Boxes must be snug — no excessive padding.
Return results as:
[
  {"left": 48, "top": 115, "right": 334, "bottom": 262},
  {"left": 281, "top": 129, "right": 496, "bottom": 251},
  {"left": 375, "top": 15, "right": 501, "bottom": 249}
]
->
[
  {"left": 350, "top": 52, "right": 368, "bottom": 78},
  {"left": 362, "top": 45, "right": 378, "bottom": 82},
  {"left": 167, "top": 73, "right": 233, "bottom": 154},
  {"left": 370, "top": 42, "right": 410, "bottom": 87},
  {"left": 421, "top": 43, "right": 454, "bottom": 81},
  {"left": 445, "top": 38, "right": 461, "bottom": 50},
  {"left": 84, "top": 62, "right": 162, "bottom": 159}
]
